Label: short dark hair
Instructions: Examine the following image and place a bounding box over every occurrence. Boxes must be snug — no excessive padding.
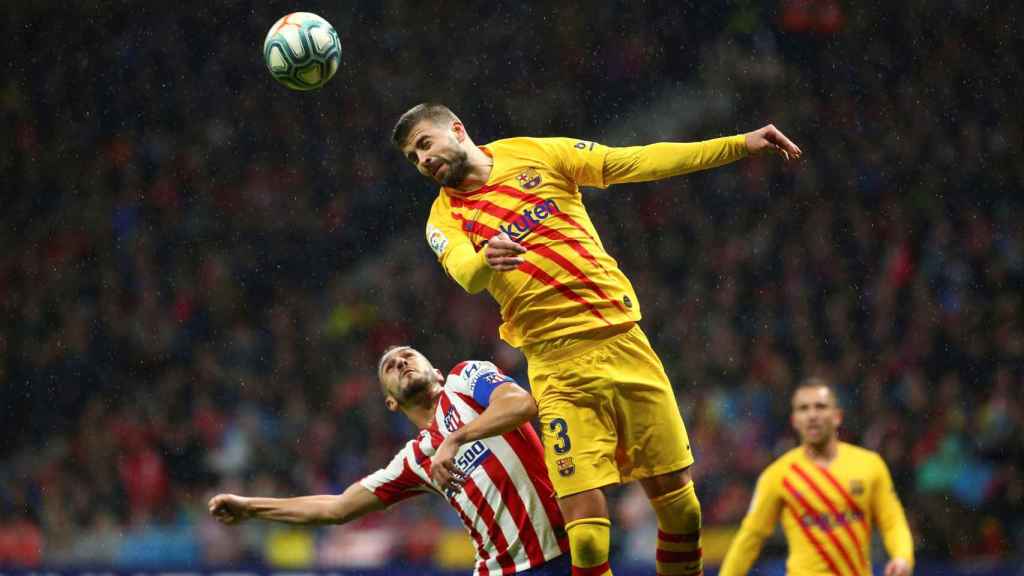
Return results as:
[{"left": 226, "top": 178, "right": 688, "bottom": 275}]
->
[
  {"left": 391, "top": 103, "right": 459, "bottom": 148},
  {"left": 793, "top": 377, "right": 840, "bottom": 407},
  {"left": 377, "top": 345, "right": 410, "bottom": 380}
]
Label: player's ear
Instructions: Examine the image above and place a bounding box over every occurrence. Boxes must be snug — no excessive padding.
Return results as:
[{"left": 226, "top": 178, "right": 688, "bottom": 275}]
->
[
  {"left": 384, "top": 396, "right": 398, "bottom": 412},
  {"left": 433, "top": 368, "right": 444, "bottom": 384},
  {"left": 451, "top": 120, "right": 466, "bottom": 142}
]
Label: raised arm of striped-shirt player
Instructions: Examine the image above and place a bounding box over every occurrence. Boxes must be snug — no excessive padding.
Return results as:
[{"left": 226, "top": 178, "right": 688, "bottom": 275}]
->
[{"left": 209, "top": 345, "right": 570, "bottom": 576}]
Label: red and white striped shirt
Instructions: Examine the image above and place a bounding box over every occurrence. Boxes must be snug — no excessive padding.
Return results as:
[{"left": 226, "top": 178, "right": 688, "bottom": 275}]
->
[{"left": 360, "top": 360, "right": 568, "bottom": 575}]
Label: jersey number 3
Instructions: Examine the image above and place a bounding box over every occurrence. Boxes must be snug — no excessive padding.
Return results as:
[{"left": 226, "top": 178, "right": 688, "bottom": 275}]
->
[{"left": 549, "top": 418, "right": 572, "bottom": 454}]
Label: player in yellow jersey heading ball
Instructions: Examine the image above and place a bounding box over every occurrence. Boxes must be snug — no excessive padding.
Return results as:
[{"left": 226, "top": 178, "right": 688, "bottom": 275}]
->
[
  {"left": 393, "top": 102, "right": 802, "bottom": 576},
  {"left": 719, "top": 379, "right": 914, "bottom": 576}
]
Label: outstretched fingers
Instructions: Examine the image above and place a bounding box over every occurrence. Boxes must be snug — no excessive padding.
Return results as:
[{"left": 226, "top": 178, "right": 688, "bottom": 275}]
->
[{"left": 766, "top": 125, "right": 802, "bottom": 160}]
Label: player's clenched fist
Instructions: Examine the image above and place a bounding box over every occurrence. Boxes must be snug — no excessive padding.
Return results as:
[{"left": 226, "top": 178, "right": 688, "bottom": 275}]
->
[
  {"left": 208, "top": 494, "right": 253, "bottom": 524},
  {"left": 484, "top": 232, "right": 527, "bottom": 271},
  {"left": 744, "top": 124, "right": 802, "bottom": 161}
]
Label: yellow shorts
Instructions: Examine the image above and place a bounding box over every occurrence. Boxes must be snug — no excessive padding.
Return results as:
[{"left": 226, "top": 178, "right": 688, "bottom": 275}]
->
[{"left": 523, "top": 323, "right": 694, "bottom": 497}]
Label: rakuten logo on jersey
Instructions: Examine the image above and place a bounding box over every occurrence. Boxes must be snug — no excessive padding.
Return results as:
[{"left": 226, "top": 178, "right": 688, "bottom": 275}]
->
[{"left": 499, "top": 199, "right": 560, "bottom": 242}]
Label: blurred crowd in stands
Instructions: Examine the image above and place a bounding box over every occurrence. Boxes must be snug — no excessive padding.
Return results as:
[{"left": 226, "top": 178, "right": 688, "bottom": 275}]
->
[{"left": 1, "top": 0, "right": 1020, "bottom": 569}]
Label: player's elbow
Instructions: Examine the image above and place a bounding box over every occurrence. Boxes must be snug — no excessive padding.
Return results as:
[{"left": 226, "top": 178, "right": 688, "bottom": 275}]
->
[
  {"left": 512, "top": 391, "right": 539, "bottom": 422},
  {"left": 521, "top": 395, "right": 539, "bottom": 421},
  {"left": 322, "top": 495, "right": 355, "bottom": 524},
  {"left": 453, "top": 270, "right": 490, "bottom": 294}
]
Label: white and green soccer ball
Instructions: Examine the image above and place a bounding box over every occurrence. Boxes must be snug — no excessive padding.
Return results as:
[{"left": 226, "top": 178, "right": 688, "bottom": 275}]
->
[{"left": 263, "top": 12, "right": 341, "bottom": 91}]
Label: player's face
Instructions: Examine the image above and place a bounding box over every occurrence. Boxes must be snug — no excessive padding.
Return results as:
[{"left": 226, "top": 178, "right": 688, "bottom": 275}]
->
[
  {"left": 791, "top": 386, "right": 842, "bottom": 446},
  {"left": 378, "top": 346, "right": 440, "bottom": 406},
  {"left": 401, "top": 121, "right": 471, "bottom": 188}
]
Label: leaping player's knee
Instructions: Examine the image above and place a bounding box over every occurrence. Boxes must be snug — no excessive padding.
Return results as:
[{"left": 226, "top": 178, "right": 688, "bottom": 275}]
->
[
  {"left": 557, "top": 487, "right": 609, "bottom": 523},
  {"left": 639, "top": 465, "right": 693, "bottom": 499},
  {"left": 565, "top": 517, "right": 612, "bottom": 574}
]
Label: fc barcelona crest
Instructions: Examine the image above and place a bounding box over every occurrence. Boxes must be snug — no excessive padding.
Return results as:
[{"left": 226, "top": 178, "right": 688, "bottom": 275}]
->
[
  {"left": 850, "top": 479, "right": 865, "bottom": 496},
  {"left": 516, "top": 168, "right": 542, "bottom": 190},
  {"left": 557, "top": 457, "right": 575, "bottom": 477}
]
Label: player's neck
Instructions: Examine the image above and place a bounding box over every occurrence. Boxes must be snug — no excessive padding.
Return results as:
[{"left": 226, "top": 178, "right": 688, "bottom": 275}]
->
[
  {"left": 404, "top": 387, "right": 444, "bottom": 429},
  {"left": 453, "top": 147, "right": 494, "bottom": 192},
  {"left": 803, "top": 438, "right": 839, "bottom": 466}
]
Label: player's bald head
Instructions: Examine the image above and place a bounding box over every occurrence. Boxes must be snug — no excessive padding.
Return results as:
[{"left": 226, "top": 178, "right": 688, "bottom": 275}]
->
[{"left": 392, "top": 103, "right": 460, "bottom": 148}]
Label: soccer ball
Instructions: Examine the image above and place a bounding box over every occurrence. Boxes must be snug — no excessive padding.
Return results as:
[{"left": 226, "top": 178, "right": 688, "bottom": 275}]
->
[{"left": 262, "top": 12, "right": 341, "bottom": 91}]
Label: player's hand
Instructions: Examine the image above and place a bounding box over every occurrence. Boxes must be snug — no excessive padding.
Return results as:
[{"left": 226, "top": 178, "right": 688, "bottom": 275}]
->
[
  {"left": 208, "top": 493, "right": 253, "bottom": 525},
  {"left": 884, "top": 558, "right": 912, "bottom": 576},
  {"left": 745, "top": 124, "right": 802, "bottom": 161},
  {"left": 485, "top": 233, "right": 527, "bottom": 271},
  {"left": 430, "top": 436, "right": 467, "bottom": 492}
]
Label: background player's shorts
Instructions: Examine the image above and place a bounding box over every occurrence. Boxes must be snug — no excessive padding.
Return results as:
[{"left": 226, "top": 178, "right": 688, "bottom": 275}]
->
[{"left": 523, "top": 323, "right": 694, "bottom": 497}]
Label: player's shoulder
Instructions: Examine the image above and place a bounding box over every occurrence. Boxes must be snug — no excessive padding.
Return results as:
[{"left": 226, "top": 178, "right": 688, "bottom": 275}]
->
[
  {"left": 839, "top": 442, "right": 886, "bottom": 467},
  {"left": 428, "top": 190, "right": 452, "bottom": 213},
  {"left": 445, "top": 359, "right": 515, "bottom": 396},
  {"left": 386, "top": 432, "right": 428, "bottom": 464},
  {"left": 764, "top": 446, "right": 804, "bottom": 476},
  {"left": 839, "top": 441, "right": 879, "bottom": 459},
  {"left": 487, "top": 136, "right": 545, "bottom": 151},
  {"left": 487, "top": 136, "right": 579, "bottom": 159},
  {"left": 447, "top": 359, "right": 502, "bottom": 382}
]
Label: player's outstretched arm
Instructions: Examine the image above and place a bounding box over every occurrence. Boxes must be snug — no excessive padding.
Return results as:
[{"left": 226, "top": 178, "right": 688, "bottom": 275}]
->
[
  {"left": 718, "top": 524, "right": 770, "bottom": 576},
  {"left": 430, "top": 381, "right": 537, "bottom": 489},
  {"left": 872, "top": 457, "right": 914, "bottom": 576},
  {"left": 209, "top": 482, "right": 386, "bottom": 526},
  {"left": 718, "top": 470, "right": 784, "bottom": 576},
  {"left": 598, "top": 125, "right": 801, "bottom": 187}
]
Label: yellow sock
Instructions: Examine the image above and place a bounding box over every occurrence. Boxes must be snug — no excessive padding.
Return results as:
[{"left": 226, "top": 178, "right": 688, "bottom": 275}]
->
[
  {"left": 565, "top": 517, "right": 613, "bottom": 576},
  {"left": 649, "top": 482, "right": 703, "bottom": 576}
]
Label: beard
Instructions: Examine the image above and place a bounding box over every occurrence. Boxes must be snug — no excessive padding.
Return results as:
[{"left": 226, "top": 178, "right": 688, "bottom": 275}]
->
[
  {"left": 437, "top": 145, "right": 470, "bottom": 188},
  {"left": 395, "top": 371, "right": 433, "bottom": 405},
  {"left": 801, "top": 424, "right": 833, "bottom": 446}
]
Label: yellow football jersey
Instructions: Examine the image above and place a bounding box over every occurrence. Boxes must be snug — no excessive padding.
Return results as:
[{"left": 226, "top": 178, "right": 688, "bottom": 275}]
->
[
  {"left": 719, "top": 442, "right": 914, "bottom": 576},
  {"left": 425, "top": 135, "right": 747, "bottom": 347}
]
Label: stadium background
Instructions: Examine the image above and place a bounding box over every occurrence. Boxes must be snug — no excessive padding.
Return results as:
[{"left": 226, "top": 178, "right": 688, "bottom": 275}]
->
[{"left": 2, "top": 0, "right": 1021, "bottom": 574}]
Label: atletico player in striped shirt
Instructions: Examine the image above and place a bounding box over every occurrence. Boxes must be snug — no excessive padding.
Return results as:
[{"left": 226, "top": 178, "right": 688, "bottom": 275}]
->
[
  {"left": 209, "top": 346, "right": 570, "bottom": 576},
  {"left": 393, "top": 103, "right": 801, "bottom": 576},
  {"left": 719, "top": 379, "right": 914, "bottom": 576}
]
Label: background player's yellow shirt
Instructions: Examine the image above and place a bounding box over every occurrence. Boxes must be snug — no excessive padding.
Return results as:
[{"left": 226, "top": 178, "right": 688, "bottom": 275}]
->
[
  {"left": 425, "top": 135, "right": 747, "bottom": 347},
  {"left": 719, "top": 442, "right": 914, "bottom": 576}
]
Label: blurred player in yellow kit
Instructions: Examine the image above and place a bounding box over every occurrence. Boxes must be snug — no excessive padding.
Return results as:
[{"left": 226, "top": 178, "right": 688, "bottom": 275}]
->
[
  {"left": 393, "top": 102, "right": 801, "bottom": 576},
  {"left": 719, "top": 379, "right": 914, "bottom": 576}
]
